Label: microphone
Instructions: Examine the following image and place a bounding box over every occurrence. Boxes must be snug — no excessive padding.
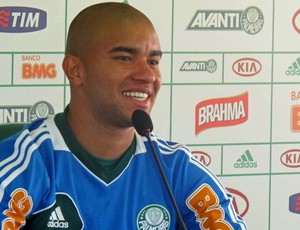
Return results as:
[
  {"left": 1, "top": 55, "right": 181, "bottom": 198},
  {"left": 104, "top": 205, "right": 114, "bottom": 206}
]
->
[{"left": 132, "top": 110, "right": 187, "bottom": 230}]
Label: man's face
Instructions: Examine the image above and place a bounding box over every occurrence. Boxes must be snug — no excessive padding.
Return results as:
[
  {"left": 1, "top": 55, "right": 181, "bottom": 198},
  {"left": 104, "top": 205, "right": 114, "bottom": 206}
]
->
[{"left": 79, "top": 19, "right": 162, "bottom": 128}]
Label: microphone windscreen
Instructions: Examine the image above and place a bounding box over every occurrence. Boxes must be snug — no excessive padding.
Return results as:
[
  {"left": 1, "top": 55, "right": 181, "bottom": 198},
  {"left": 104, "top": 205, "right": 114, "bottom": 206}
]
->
[{"left": 131, "top": 110, "right": 153, "bottom": 136}]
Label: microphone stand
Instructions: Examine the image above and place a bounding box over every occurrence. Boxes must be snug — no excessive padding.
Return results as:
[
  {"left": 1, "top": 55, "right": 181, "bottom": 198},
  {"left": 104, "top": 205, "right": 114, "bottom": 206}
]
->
[{"left": 144, "top": 131, "right": 187, "bottom": 230}]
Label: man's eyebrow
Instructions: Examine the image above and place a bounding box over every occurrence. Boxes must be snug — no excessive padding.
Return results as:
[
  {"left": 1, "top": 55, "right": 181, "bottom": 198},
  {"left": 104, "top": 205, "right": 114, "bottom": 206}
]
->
[
  {"left": 109, "top": 46, "right": 138, "bottom": 54},
  {"left": 151, "top": 50, "right": 162, "bottom": 58},
  {"left": 109, "top": 46, "right": 162, "bottom": 58}
]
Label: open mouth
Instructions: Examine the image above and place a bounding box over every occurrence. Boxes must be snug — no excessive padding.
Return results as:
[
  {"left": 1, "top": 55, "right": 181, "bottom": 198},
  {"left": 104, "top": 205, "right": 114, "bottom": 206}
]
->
[{"left": 122, "top": 92, "right": 149, "bottom": 101}]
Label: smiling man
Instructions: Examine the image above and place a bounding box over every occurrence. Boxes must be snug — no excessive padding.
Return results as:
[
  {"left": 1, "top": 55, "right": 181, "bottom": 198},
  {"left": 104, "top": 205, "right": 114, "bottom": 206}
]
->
[{"left": 0, "top": 2, "right": 247, "bottom": 229}]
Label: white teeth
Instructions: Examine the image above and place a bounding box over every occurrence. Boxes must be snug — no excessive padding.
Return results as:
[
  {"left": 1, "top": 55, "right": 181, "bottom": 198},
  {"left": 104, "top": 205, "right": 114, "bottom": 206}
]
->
[{"left": 123, "top": 92, "right": 148, "bottom": 101}]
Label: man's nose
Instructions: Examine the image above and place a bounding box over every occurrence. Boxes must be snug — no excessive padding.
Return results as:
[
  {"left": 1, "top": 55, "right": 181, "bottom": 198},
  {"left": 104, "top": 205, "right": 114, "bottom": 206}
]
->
[{"left": 132, "top": 60, "right": 156, "bottom": 83}]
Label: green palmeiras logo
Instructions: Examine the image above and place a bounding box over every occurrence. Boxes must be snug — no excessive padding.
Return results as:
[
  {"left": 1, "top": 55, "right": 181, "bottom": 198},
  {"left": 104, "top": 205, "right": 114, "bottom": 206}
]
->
[
  {"left": 29, "top": 101, "right": 55, "bottom": 121},
  {"left": 137, "top": 204, "right": 170, "bottom": 230}
]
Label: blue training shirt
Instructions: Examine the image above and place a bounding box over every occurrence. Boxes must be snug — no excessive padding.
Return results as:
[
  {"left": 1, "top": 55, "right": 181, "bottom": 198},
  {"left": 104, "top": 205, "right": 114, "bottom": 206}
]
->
[{"left": 0, "top": 115, "right": 247, "bottom": 229}]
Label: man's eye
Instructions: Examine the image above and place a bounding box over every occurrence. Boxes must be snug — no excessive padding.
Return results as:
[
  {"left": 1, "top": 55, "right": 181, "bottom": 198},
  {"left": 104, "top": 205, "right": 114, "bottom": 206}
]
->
[
  {"left": 149, "top": 60, "right": 159, "bottom": 66},
  {"left": 118, "top": 56, "right": 131, "bottom": 61}
]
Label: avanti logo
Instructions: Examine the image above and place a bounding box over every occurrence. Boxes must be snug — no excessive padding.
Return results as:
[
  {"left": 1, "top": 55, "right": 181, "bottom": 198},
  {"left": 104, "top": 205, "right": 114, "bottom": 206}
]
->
[
  {"left": 232, "top": 58, "right": 262, "bottom": 77},
  {"left": 180, "top": 59, "right": 217, "bottom": 73},
  {"left": 195, "top": 91, "right": 248, "bottom": 135},
  {"left": 234, "top": 150, "right": 257, "bottom": 168},
  {"left": 0, "top": 6, "right": 47, "bottom": 33},
  {"left": 0, "top": 101, "right": 55, "bottom": 124},
  {"left": 286, "top": 57, "right": 300, "bottom": 76},
  {"left": 187, "top": 6, "right": 263, "bottom": 34},
  {"left": 280, "top": 149, "right": 300, "bottom": 168},
  {"left": 191, "top": 151, "right": 211, "bottom": 166}
]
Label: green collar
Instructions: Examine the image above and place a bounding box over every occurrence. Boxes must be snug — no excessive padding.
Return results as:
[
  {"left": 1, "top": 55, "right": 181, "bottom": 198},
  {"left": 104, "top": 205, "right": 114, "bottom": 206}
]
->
[{"left": 54, "top": 108, "right": 136, "bottom": 184}]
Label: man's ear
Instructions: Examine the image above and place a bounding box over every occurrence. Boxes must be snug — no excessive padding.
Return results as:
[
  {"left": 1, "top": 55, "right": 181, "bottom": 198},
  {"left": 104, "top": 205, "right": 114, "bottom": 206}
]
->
[{"left": 62, "top": 54, "right": 83, "bottom": 86}]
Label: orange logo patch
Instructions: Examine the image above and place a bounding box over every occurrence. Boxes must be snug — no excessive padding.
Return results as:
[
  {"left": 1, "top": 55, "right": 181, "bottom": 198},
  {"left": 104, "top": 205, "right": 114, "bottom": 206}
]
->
[
  {"left": 187, "top": 184, "right": 233, "bottom": 230},
  {"left": 2, "top": 189, "right": 33, "bottom": 230}
]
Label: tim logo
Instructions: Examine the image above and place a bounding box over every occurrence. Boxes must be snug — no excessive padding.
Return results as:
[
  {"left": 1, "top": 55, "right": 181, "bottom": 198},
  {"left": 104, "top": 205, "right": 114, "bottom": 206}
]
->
[
  {"left": 0, "top": 7, "right": 47, "bottom": 33},
  {"left": 226, "top": 188, "right": 249, "bottom": 217},
  {"left": 195, "top": 92, "right": 248, "bottom": 135},
  {"left": 191, "top": 151, "right": 211, "bottom": 166},
  {"left": 280, "top": 149, "right": 300, "bottom": 168},
  {"left": 289, "top": 193, "right": 300, "bottom": 214},
  {"left": 232, "top": 58, "right": 262, "bottom": 77}
]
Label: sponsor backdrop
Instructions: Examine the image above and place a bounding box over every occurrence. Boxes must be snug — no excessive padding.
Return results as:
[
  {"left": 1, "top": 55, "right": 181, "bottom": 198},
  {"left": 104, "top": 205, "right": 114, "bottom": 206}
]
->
[{"left": 1, "top": 0, "right": 300, "bottom": 229}]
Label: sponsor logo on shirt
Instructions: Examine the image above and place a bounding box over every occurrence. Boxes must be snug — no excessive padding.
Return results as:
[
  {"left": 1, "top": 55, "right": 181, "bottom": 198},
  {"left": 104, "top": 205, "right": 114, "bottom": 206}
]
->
[
  {"left": 187, "top": 184, "right": 233, "bottom": 229},
  {"left": 2, "top": 189, "right": 33, "bottom": 229},
  {"left": 47, "top": 206, "right": 69, "bottom": 228}
]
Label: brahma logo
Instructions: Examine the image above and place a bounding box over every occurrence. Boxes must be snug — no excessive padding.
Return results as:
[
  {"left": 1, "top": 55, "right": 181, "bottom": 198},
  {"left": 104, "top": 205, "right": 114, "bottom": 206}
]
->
[
  {"left": 280, "top": 149, "right": 300, "bottom": 168},
  {"left": 187, "top": 6, "right": 263, "bottom": 34},
  {"left": 191, "top": 151, "right": 211, "bottom": 166},
  {"left": 226, "top": 188, "right": 249, "bottom": 217},
  {"left": 232, "top": 58, "right": 262, "bottom": 77},
  {"left": 0, "top": 6, "right": 46, "bottom": 33},
  {"left": 292, "top": 9, "right": 300, "bottom": 33},
  {"left": 195, "top": 92, "right": 248, "bottom": 135},
  {"left": 289, "top": 193, "right": 300, "bottom": 214}
]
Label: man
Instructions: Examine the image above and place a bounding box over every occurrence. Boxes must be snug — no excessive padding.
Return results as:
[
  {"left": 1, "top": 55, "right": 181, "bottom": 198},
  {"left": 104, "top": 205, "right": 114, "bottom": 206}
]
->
[{"left": 0, "top": 2, "right": 247, "bottom": 229}]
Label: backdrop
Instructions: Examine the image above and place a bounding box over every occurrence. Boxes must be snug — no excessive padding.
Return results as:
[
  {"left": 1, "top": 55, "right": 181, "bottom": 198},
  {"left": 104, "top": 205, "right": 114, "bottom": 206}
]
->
[{"left": 0, "top": 0, "right": 300, "bottom": 229}]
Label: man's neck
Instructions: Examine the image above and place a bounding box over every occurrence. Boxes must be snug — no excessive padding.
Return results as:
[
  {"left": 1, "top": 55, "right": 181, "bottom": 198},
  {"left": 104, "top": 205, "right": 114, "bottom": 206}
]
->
[{"left": 67, "top": 108, "right": 135, "bottom": 160}]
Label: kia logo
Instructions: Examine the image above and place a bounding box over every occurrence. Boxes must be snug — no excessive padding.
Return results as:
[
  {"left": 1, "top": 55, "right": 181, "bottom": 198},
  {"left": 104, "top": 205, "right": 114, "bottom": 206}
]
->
[
  {"left": 191, "top": 151, "right": 211, "bottom": 166},
  {"left": 232, "top": 58, "right": 262, "bottom": 77},
  {"left": 280, "top": 149, "right": 300, "bottom": 168}
]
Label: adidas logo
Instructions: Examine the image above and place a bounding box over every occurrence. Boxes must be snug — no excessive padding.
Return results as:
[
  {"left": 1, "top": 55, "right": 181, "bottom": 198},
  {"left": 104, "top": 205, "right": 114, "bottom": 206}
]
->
[
  {"left": 286, "top": 57, "right": 300, "bottom": 76},
  {"left": 234, "top": 150, "right": 257, "bottom": 168},
  {"left": 47, "top": 206, "right": 69, "bottom": 228}
]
